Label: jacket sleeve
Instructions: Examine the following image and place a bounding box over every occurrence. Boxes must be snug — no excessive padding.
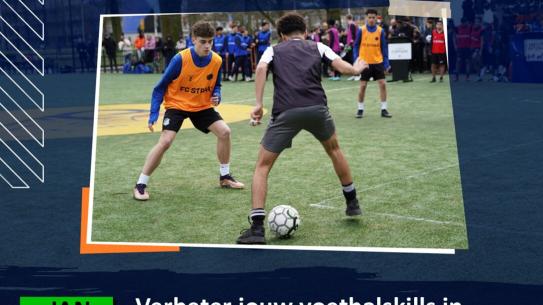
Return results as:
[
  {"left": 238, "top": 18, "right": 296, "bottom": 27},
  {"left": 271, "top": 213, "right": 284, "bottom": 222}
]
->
[
  {"left": 381, "top": 29, "right": 390, "bottom": 69},
  {"left": 353, "top": 27, "right": 362, "bottom": 62},
  {"left": 149, "top": 54, "right": 182, "bottom": 124}
]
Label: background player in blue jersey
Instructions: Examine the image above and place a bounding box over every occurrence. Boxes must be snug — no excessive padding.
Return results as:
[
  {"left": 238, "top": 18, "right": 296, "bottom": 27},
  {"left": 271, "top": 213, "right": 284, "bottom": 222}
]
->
[
  {"left": 255, "top": 22, "right": 271, "bottom": 63},
  {"left": 213, "top": 26, "right": 228, "bottom": 80},
  {"left": 229, "top": 26, "right": 253, "bottom": 82},
  {"left": 226, "top": 24, "right": 239, "bottom": 81}
]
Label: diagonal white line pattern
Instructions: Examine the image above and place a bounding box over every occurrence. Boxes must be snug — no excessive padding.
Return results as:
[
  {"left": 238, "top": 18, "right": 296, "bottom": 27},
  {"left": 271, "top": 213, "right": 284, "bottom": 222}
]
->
[
  {"left": 1, "top": 0, "right": 44, "bottom": 41},
  {"left": 0, "top": 31, "right": 44, "bottom": 76},
  {"left": 0, "top": 51, "right": 45, "bottom": 111},
  {"left": 0, "top": 16, "right": 45, "bottom": 75},
  {"left": 0, "top": 157, "right": 29, "bottom": 188},
  {"left": 0, "top": 0, "right": 45, "bottom": 188},
  {"left": 0, "top": 85, "right": 45, "bottom": 147},
  {"left": 0, "top": 67, "right": 43, "bottom": 111},
  {"left": 0, "top": 121, "right": 44, "bottom": 182}
]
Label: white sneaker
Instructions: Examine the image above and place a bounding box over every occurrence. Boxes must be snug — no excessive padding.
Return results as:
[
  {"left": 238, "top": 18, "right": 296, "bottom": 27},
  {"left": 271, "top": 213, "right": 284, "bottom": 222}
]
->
[
  {"left": 354, "top": 75, "right": 361, "bottom": 81},
  {"left": 347, "top": 76, "right": 355, "bottom": 81},
  {"left": 245, "top": 77, "right": 252, "bottom": 82},
  {"left": 228, "top": 76, "right": 235, "bottom": 81}
]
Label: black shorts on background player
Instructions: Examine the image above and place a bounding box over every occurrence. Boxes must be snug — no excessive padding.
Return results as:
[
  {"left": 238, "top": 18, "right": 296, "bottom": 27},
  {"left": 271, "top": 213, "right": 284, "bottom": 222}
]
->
[
  {"left": 162, "top": 108, "right": 223, "bottom": 133},
  {"left": 432, "top": 53, "right": 447, "bottom": 65},
  {"left": 360, "top": 63, "right": 386, "bottom": 81}
]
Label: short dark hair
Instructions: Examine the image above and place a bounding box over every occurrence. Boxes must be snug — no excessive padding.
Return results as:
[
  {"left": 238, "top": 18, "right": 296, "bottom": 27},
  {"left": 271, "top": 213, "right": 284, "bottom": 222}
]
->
[
  {"left": 276, "top": 12, "right": 307, "bottom": 36},
  {"left": 216, "top": 26, "right": 223, "bottom": 31},
  {"left": 261, "top": 21, "right": 269, "bottom": 27},
  {"left": 436, "top": 19, "right": 443, "bottom": 24},
  {"left": 192, "top": 21, "right": 215, "bottom": 38},
  {"left": 366, "top": 9, "right": 378, "bottom": 15},
  {"left": 346, "top": 14, "right": 353, "bottom": 20}
]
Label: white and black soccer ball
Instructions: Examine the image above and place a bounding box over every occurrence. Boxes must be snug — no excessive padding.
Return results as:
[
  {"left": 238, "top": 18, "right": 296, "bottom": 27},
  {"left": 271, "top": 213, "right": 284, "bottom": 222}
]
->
[{"left": 267, "top": 205, "right": 301, "bottom": 238}]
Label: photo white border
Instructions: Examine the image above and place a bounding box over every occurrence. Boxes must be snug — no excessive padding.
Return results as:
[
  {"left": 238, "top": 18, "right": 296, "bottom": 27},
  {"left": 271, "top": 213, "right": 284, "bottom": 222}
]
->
[{"left": 88, "top": 8, "right": 457, "bottom": 255}]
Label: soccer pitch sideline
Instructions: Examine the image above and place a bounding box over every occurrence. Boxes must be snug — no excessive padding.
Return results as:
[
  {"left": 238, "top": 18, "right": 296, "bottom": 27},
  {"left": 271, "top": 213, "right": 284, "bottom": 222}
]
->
[{"left": 92, "top": 73, "right": 467, "bottom": 249}]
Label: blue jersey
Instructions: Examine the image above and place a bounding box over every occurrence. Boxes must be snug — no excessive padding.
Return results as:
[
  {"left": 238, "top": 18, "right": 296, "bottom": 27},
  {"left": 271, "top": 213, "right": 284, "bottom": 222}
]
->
[
  {"left": 256, "top": 30, "right": 271, "bottom": 53},
  {"left": 227, "top": 33, "right": 237, "bottom": 54},
  {"left": 213, "top": 34, "right": 227, "bottom": 54},
  {"left": 242, "top": 35, "right": 253, "bottom": 55},
  {"left": 234, "top": 33, "right": 249, "bottom": 57},
  {"left": 185, "top": 35, "right": 194, "bottom": 49}
]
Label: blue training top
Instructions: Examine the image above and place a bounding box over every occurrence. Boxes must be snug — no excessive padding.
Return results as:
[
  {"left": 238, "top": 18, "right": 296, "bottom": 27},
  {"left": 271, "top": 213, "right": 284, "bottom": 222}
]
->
[
  {"left": 213, "top": 34, "right": 227, "bottom": 54},
  {"left": 256, "top": 30, "right": 271, "bottom": 53}
]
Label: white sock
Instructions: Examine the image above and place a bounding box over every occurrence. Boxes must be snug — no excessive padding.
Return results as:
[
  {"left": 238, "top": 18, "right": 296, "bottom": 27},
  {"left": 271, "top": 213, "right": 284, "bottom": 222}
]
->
[
  {"left": 220, "top": 164, "right": 230, "bottom": 176},
  {"left": 342, "top": 183, "right": 355, "bottom": 192},
  {"left": 357, "top": 102, "right": 365, "bottom": 110},
  {"left": 381, "top": 101, "right": 388, "bottom": 110},
  {"left": 137, "top": 173, "right": 150, "bottom": 185}
]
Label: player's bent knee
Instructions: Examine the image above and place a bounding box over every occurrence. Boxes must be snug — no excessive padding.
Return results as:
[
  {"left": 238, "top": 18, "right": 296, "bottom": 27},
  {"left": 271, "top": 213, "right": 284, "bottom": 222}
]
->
[
  {"left": 215, "top": 127, "right": 231, "bottom": 140},
  {"left": 158, "top": 139, "right": 173, "bottom": 150},
  {"left": 322, "top": 138, "right": 340, "bottom": 155}
]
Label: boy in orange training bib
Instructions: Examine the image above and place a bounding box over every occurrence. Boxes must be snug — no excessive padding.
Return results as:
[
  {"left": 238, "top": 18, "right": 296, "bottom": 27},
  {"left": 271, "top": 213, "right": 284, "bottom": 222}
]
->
[{"left": 134, "top": 21, "right": 244, "bottom": 201}]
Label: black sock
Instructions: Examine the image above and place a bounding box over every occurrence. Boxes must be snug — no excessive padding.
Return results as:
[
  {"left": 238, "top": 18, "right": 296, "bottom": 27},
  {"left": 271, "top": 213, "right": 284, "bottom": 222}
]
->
[
  {"left": 342, "top": 183, "right": 357, "bottom": 201},
  {"left": 250, "top": 208, "right": 265, "bottom": 226}
]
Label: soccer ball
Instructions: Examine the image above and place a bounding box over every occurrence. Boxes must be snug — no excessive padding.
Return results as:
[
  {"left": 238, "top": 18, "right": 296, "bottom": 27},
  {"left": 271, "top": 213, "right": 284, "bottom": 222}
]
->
[
  {"left": 267, "top": 205, "right": 301, "bottom": 238},
  {"left": 249, "top": 118, "right": 260, "bottom": 126}
]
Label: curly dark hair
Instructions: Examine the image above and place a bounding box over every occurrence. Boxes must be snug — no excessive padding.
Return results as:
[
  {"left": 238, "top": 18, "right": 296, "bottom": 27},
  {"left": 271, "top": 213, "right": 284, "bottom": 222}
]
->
[
  {"left": 192, "top": 21, "right": 215, "bottom": 38},
  {"left": 276, "top": 12, "right": 307, "bottom": 36}
]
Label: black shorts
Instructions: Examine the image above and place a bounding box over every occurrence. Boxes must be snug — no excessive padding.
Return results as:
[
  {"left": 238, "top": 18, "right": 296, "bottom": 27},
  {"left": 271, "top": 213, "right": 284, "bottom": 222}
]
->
[
  {"left": 432, "top": 53, "right": 447, "bottom": 65},
  {"left": 360, "top": 63, "right": 386, "bottom": 81},
  {"left": 162, "top": 108, "right": 223, "bottom": 133}
]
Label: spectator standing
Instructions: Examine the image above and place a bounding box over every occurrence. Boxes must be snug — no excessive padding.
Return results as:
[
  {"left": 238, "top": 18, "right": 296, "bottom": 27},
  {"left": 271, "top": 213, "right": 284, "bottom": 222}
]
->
[
  {"left": 456, "top": 18, "right": 473, "bottom": 81},
  {"left": 162, "top": 36, "right": 176, "bottom": 69},
  {"left": 345, "top": 14, "right": 359, "bottom": 81},
  {"left": 226, "top": 24, "right": 239, "bottom": 81},
  {"left": 134, "top": 32, "right": 145, "bottom": 61},
  {"left": 471, "top": 17, "right": 484, "bottom": 81},
  {"left": 154, "top": 37, "right": 163, "bottom": 73},
  {"left": 102, "top": 33, "right": 118, "bottom": 73},
  {"left": 231, "top": 26, "right": 253, "bottom": 82},
  {"left": 423, "top": 19, "right": 434, "bottom": 72},
  {"left": 308, "top": 26, "right": 321, "bottom": 42},
  {"left": 321, "top": 21, "right": 331, "bottom": 77},
  {"left": 144, "top": 35, "right": 156, "bottom": 63},
  {"left": 479, "top": 22, "right": 495, "bottom": 80},
  {"left": 213, "top": 27, "right": 228, "bottom": 80},
  {"left": 255, "top": 22, "right": 271, "bottom": 64},
  {"left": 175, "top": 35, "right": 186, "bottom": 51},
  {"left": 328, "top": 20, "right": 342, "bottom": 80},
  {"left": 118, "top": 33, "right": 132, "bottom": 66},
  {"left": 185, "top": 34, "right": 194, "bottom": 49},
  {"left": 430, "top": 20, "right": 447, "bottom": 83},
  {"left": 76, "top": 37, "right": 88, "bottom": 72}
]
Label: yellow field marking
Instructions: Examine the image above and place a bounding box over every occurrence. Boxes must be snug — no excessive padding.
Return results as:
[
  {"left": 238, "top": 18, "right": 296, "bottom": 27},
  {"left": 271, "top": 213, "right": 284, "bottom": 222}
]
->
[{"left": 98, "top": 104, "right": 266, "bottom": 136}]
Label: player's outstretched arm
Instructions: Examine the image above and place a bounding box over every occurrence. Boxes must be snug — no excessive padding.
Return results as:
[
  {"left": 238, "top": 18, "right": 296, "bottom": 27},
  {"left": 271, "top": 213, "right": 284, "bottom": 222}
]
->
[
  {"left": 331, "top": 57, "right": 369, "bottom": 75},
  {"left": 148, "top": 54, "right": 182, "bottom": 131},
  {"left": 251, "top": 61, "right": 268, "bottom": 124}
]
